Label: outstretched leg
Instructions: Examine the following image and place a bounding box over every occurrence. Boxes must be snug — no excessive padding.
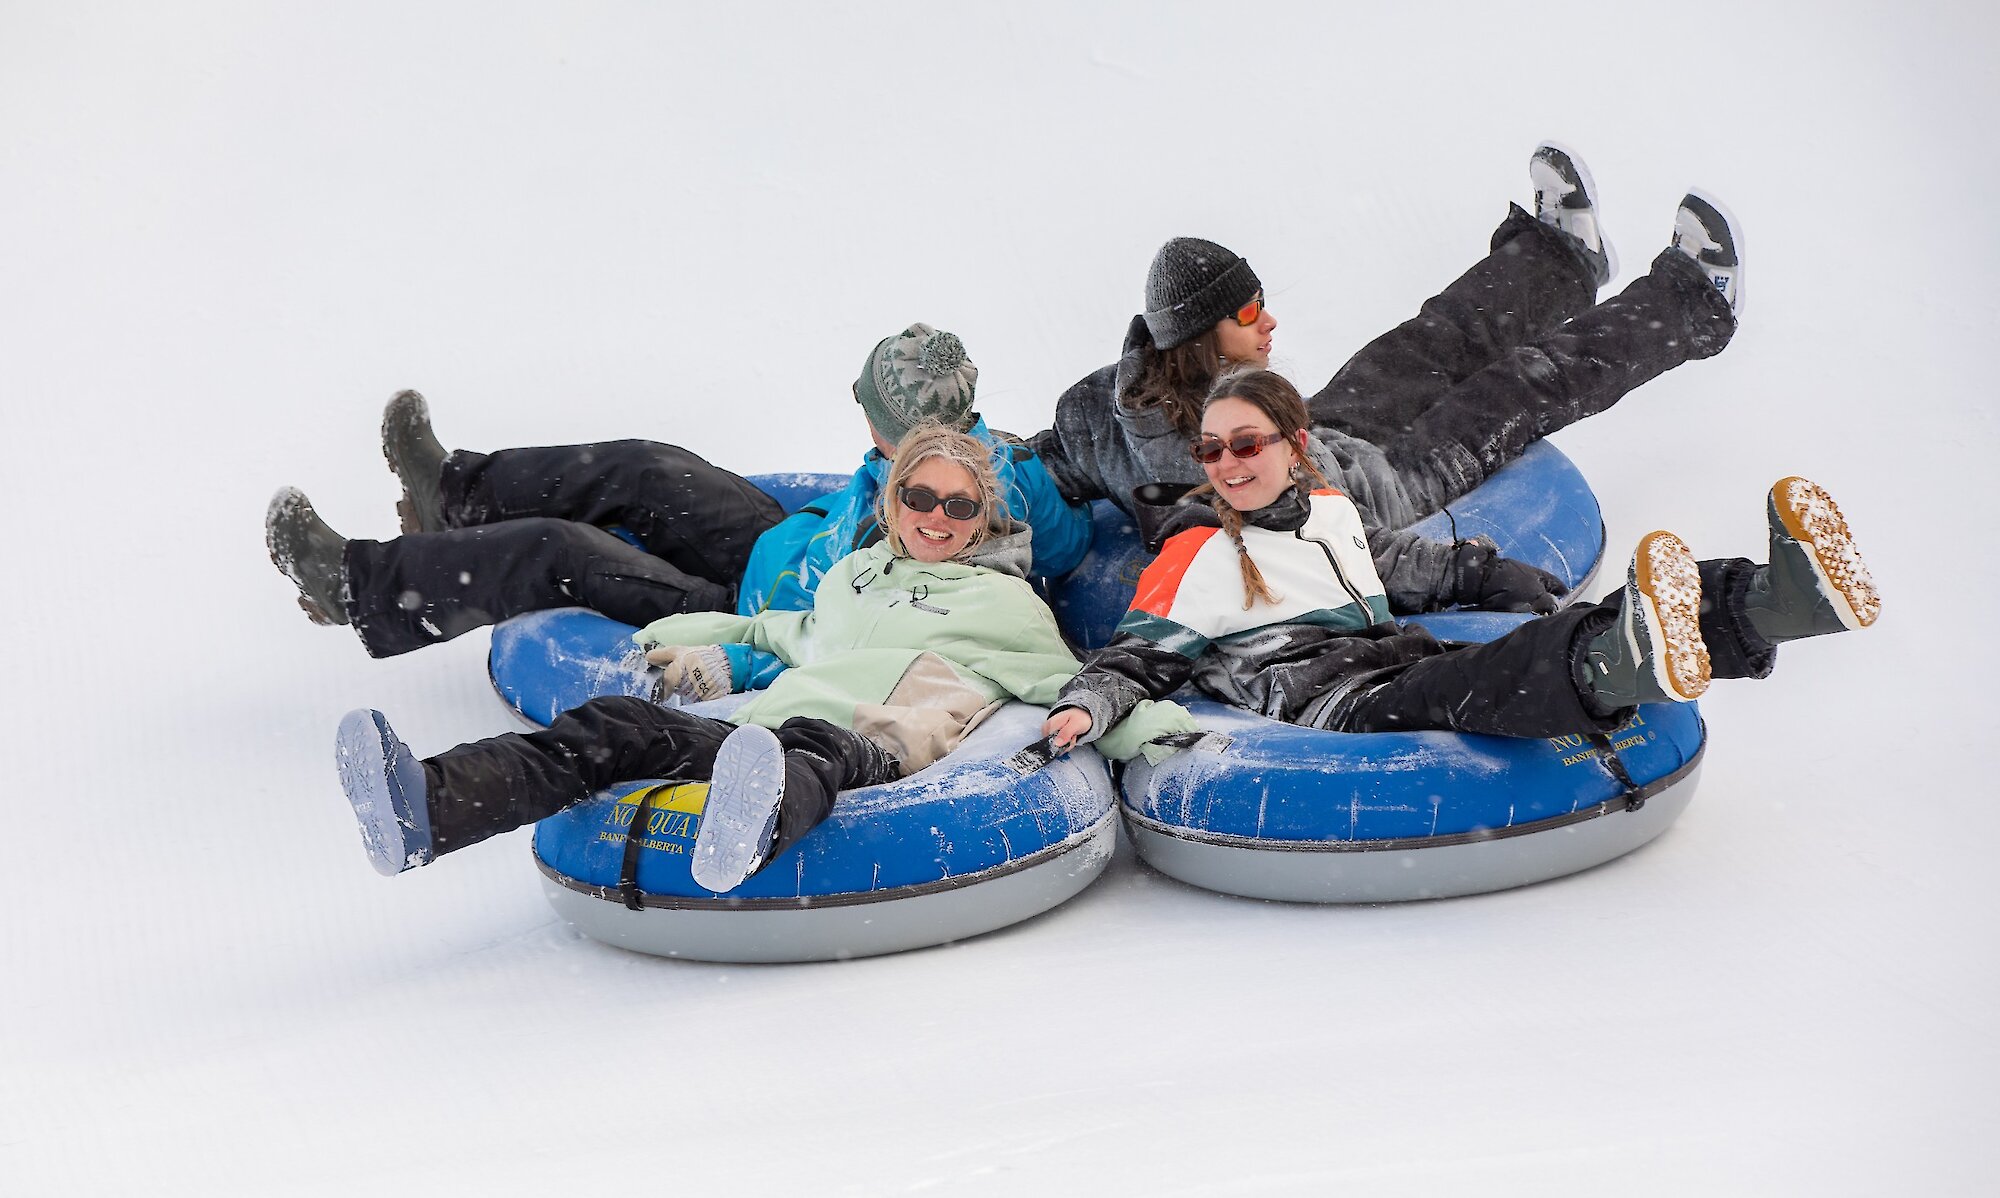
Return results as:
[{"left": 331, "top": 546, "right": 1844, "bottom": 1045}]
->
[
  {"left": 1309, "top": 203, "right": 1600, "bottom": 451},
  {"left": 415, "top": 697, "right": 741, "bottom": 859},
  {"left": 440, "top": 439, "right": 786, "bottom": 587},
  {"left": 341, "top": 517, "right": 734, "bottom": 657},
  {"left": 380, "top": 391, "right": 787, "bottom": 584},
  {"left": 1383, "top": 230, "right": 1738, "bottom": 516},
  {"left": 1331, "top": 531, "right": 1709, "bottom": 737},
  {"left": 1683, "top": 477, "right": 1881, "bottom": 681}
]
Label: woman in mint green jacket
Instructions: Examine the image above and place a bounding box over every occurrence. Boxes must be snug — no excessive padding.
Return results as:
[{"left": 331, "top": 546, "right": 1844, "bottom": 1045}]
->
[{"left": 334, "top": 424, "right": 1194, "bottom": 894}]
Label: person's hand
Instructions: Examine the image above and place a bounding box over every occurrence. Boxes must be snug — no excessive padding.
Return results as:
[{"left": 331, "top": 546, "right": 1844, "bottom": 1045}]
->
[
  {"left": 644, "top": 644, "right": 734, "bottom": 703},
  {"left": 1453, "top": 543, "right": 1568, "bottom": 615},
  {"left": 1042, "top": 707, "right": 1094, "bottom": 751}
]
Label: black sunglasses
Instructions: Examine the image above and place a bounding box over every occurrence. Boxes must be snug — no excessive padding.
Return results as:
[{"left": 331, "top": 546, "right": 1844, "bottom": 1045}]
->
[
  {"left": 1190, "top": 431, "right": 1289, "bottom": 465},
  {"left": 898, "top": 486, "right": 983, "bottom": 521}
]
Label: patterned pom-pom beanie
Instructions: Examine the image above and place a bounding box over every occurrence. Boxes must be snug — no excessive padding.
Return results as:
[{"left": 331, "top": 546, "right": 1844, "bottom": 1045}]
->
[{"left": 854, "top": 323, "right": 979, "bottom": 443}]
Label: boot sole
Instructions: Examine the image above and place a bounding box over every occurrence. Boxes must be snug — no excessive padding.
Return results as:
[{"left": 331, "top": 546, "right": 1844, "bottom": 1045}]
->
[
  {"left": 1772, "top": 477, "right": 1880, "bottom": 630},
  {"left": 334, "top": 709, "right": 433, "bottom": 876},
  {"left": 692, "top": 725, "right": 786, "bottom": 893},
  {"left": 1633, "top": 530, "right": 1711, "bottom": 702}
]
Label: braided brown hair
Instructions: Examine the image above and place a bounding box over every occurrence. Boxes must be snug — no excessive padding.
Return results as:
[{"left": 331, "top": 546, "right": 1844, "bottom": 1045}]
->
[{"left": 1192, "top": 369, "right": 1334, "bottom": 610}]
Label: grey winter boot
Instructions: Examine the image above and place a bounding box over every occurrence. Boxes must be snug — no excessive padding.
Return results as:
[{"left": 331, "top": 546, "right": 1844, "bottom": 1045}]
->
[
  {"left": 381, "top": 389, "right": 448, "bottom": 534},
  {"left": 691, "top": 724, "right": 786, "bottom": 893},
  {"left": 1530, "top": 141, "right": 1617, "bottom": 289},
  {"left": 1744, "top": 476, "right": 1881, "bottom": 643},
  {"left": 265, "top": 486, "right": 351, "bottom": 626},
  {"left": 1671, "top": 189, "right": 1744, "bottom": 315},
  {"left": 1579, "top": 530, "right": 1711, "bottom": 708}
]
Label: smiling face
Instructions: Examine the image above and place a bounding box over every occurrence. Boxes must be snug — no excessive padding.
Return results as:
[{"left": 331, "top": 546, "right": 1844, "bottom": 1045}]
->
[
  {"left": 892, "top": 456, "right": 984, "bottom": 563},
  {"left": 1213, "top": 293, "right": 1277, "bottom": 367},
  {"left": 1198, "top": 395, "right": 1305, "bottom": 513}
]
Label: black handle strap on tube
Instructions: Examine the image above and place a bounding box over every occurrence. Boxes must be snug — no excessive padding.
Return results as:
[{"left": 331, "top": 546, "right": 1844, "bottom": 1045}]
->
[
  {"left": 1587, "top": 731, "right": 1647, "bottom": 811},
  {"left": 617, "top": 786, "right": 666, "bottom": 911}
]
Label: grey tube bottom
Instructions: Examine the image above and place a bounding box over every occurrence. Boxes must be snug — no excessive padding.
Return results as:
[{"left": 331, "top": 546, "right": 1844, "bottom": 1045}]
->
[
  {"left": 1126, "top": 764, "right": 1702, "bottom": 904},
  {"left": 540, "top": 807, "right": 1119, "bottom": 963}
]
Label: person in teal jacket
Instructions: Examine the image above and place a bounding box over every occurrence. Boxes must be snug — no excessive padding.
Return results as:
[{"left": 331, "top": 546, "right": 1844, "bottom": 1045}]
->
[
  {"left": 334, "top": 424, "right": 1193, "bottom": 894},
  {"left": 266, "top": 324, "right": 1091, "bottom": 666}
]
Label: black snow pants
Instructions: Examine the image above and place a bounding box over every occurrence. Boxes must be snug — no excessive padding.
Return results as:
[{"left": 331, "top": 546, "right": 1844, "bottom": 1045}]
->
[
  {"left": 421, "top": 696, "right": 900, "bottom": 869},
  {"left": 344, "top": 440, "right": 788, "bottom": 657},
  {"left": 1330, "top": 557, "right": 1776, "bottom": 738},
  {"left": 1311, "top": 204, "right": 1738, "bottom": 518}
]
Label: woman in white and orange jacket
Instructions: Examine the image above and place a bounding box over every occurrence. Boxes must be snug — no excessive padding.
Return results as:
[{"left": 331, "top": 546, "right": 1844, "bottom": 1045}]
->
[{"left": 1040, "top": 370, "right": 1879, "bottom": 751}]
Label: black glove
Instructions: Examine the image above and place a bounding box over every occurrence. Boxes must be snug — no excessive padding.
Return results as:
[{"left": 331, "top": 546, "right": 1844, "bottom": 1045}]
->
[{"left": 1450, "top": 541, "right": 1568, "bottom": 615}]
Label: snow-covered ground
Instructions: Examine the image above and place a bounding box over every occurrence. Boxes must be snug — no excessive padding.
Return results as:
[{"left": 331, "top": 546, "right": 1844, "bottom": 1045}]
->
[{"left": 6, "top": 3, "right": 1996, "bottom": 1192}]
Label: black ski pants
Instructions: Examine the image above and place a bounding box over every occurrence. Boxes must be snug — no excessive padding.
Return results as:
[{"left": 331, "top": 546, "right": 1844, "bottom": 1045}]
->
[
  {"left": 344, "top": 440, "right": 788, "bottom": 657},
  {"left": 1333, "top": 557, "right": 1774, "bottom": 738},
  {"left": 422, "top": 696, "right": 900, "bottom": 870},
  {"left": 1311, "top": 205, "right": 1738, "bottom": 517}
]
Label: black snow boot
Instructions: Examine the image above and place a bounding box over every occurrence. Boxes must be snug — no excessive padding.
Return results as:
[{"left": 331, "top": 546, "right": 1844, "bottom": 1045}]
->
[
  {"left": 381, "top": 389, "right": 448, "bottom": 534},
  {"left": 1744, "top": 476, "right": 1881, "bottom": 643},
  {"left": 1577, "top": 530, "right": 1711, "bottom": 708},
  {"left": 265, "top": 486, "right": 351, "bottom": 626}
]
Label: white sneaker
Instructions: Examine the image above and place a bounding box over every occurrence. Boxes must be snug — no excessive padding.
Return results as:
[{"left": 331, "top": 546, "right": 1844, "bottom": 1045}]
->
[
  {"left": 1672, "top": 189, "right": 1745, "bottom": 315},
  {"left": 1530, "top": 141, "right": 1618, "bottom": 288}
]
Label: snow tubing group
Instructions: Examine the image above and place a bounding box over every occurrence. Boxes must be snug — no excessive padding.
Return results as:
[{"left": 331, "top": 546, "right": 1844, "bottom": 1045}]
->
[{"left": 493, "top": 442, "right": 1707, "bottom": 958}]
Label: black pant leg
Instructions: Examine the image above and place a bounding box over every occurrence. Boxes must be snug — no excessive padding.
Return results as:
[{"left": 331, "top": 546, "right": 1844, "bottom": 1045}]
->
[
  {"left": 1383, "top": 248, "right": 1738, "bottom": 510},
  {"left": 440, "top": 440, "right": 787, "bottom": 587},
  {"left": 1697, "top": 557, "right": 1775, "bottom": 680},
  {"left": 344, "top": 519, "right": 733, "bottom": 658},
  {"left": 758, "top": 718, "right": 901, "bottom": 866},
  {"left": 1335, "top": 605, "right": 1625, "bottom": 739},
  {"left": 1308, "top": 205, "right": 1598, "bottom": 447},
  {"left": 422, "top": 697, "right": 736, "bottom": 857}
]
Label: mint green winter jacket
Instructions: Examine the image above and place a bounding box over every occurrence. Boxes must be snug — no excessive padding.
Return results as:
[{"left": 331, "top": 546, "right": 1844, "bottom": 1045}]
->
[{"left": 635, "top": 527, "right": 1194, "bottom": 772}]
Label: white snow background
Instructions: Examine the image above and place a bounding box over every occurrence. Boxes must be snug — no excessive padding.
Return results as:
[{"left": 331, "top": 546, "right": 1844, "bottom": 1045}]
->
[{"left": 5, "top": 2, "right": 1996, "bottom": 1193}]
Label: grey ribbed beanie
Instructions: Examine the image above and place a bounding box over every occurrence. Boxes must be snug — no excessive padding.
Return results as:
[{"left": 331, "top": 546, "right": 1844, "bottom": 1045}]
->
[{"left": 1141, "top": 237, "right": 1261, "bottom": 350}]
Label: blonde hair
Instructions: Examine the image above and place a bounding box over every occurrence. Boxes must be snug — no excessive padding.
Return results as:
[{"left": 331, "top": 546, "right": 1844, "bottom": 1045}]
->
[
  {"left": 875, "top": 421, "right": 1007, "bottom": 559},
  {"left": 1194, "top": 369, "right": 1333, "bottom": 610}
]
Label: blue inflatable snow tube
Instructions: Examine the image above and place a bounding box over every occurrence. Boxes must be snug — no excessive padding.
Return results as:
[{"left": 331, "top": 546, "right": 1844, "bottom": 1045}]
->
[
  {"left": 1119, "top": 691, "right": 1705, "bottom": 903},
  {"left": 504, "top": 471, "right": 1122, "bottom": 962},
  {"left": 529, "top": 702, "right": 1118, "bottom": 963}
]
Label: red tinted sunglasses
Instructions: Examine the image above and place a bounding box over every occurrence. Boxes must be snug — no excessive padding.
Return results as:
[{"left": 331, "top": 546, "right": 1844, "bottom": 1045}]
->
[
  {"left": 1190, "top": 431, "right": 1289, "bottom": 465},
  {"left": 1231, "top": 291, "right": 1266, "bottom": 326},
  {"left": 898, "top": 486, "right": 983, "bottom": 521}
]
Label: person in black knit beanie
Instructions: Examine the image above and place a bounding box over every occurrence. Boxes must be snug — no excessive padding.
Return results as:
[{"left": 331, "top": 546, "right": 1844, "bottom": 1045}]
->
[{"left": 1030, "top": 142, "right": 1745, "bottom": 553}]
